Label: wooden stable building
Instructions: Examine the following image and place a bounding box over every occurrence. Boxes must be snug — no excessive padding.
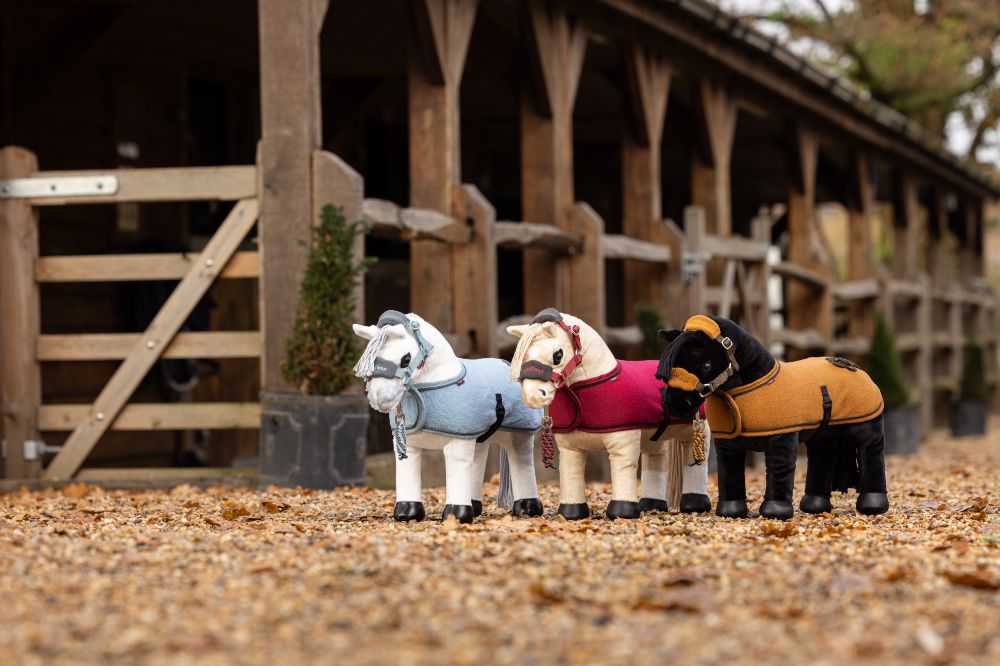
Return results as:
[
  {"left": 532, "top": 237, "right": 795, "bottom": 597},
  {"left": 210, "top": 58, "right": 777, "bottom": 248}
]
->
[{"left": 1, "top": 0, "right": 997, "bottom": 482}]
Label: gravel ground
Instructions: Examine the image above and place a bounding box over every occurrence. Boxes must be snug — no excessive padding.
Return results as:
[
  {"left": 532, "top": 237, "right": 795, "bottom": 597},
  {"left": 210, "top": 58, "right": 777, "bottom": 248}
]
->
[{"left": 1, "top": 427, "right": 998, "bottom": 666}]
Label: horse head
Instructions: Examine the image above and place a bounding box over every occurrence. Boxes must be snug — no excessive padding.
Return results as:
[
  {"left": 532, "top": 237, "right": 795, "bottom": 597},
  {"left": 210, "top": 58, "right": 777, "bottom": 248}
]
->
[
  {"left": 353, "top": 310, "right": 445, "bottom": 412},
  {"left": 507, "top": 308, "right": 595, "bottom": 409},
  {"left": 655, "top": 315, "right": 742, "bottom": 419}
]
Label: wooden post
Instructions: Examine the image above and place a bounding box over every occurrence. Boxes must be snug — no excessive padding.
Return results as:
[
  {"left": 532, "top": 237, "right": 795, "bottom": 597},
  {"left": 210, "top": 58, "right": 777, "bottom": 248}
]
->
[
  {"left": 928, "top": 189, "right": 951, "bottom": 287},
  {"left": 892, "top": 172, "right": 919, "bottom": 278},
  {"left": 785, "top": 124, "right": 831, "bottom": 355},
  {"left": 684, "top": 206, "right": 708, "bottom": 316},
  {"left": 568, "top": 202, "right": 605, "bottom": 334},
  {"left": 691, "top": 79, "right": 737, "bottom": 236},
  {"left": 452, "top": 184, "right": 498, "bottom": 357},
  {"left": 407, "top": 0, "right": 478, "bottom": 330},
  {"left": 846, "top": 151, "right": 876, "bottom": 341},
  {"left": 661, "top": 219, "right": 688, "bottom": 328},
  {"left": 0, "top": 147, "right": 42, "bottom": 479},
  {"left": 520, "top": 0, "right": 586, "bottom": 313},
  {"left": 622, "top": 45, "right": 671, "bottom": 322},
  {"left": 258, "top": 0, "right": 329, "bottom": 394},
  {"left": 750, "top": 215, "right": 772, "bottom": 347},
  {"left": 312, "top": 149, "right": 365, "bottom": 398},
  {"left": 916, "top": 272, "right": 932, "bottom": 436}
]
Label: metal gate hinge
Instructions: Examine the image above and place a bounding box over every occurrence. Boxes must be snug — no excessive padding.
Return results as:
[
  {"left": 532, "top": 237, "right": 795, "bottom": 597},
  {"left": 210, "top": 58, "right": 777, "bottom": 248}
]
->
[
  {"left": 1, "top": 439, "right": 62, "bottom": 461},
  {"left": 682, "top": 250, "right": 711, "bottom": 283},
  {"left": 0, "top": 175, "right": 119, "bottom": 199}
]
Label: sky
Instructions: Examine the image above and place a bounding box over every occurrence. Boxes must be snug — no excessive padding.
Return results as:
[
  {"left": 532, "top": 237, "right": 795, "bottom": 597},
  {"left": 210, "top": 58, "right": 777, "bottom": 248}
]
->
[{"left": 718, "top": 0, "right": 999, "bottom": 166}]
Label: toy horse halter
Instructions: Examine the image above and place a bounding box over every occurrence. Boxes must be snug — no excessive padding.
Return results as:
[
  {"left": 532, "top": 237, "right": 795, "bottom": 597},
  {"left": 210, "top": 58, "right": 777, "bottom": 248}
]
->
[
  {"left": 355, "top": 310, "right": 435, "bottom": 391},
  {"left": 517, "top": 308, "right": 584, "bottom": 389},
  {"left": 668, "top": 315, "right": 741, "bottom": 398}
]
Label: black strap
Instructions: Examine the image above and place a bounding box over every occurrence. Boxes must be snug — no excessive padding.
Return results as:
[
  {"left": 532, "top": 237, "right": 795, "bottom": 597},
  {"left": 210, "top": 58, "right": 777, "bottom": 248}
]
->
[
  {"left": 649, "top": 388, "right": 671, "bottom": 441},
  {"left": 476, "top": 393, "right": 506, "bottom": 443},
  {"left": 803, "top": 385, "right": 833, "bottom": 443}
]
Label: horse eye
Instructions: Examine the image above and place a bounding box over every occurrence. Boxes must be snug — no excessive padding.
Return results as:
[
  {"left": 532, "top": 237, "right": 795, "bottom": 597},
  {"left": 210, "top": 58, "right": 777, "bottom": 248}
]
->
[
  {"left": 701, "top": 360, "right": 712, "bottom": 374},
  {"left": 400, "top": 353, "right": 412, "bottom": 368},
  {"left": 553, "top": 349, "right": 564, "bottom": 365}
]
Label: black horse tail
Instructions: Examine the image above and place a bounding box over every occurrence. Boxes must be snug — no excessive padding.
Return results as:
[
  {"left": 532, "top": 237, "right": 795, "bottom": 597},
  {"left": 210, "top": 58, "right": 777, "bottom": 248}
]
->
[{"left": 831, "top": 437, "right": 860, "bottom": 492}]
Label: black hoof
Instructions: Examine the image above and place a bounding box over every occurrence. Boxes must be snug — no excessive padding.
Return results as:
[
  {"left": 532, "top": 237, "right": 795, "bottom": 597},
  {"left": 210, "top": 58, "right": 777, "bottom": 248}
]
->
[
  {"left": 442, "top": 504, "right": 474, "bottom": 524},
  {"left": 472, "top": 500, "right": 483, "bottom": 517},
  {"left": 639, "top": 497, "right": 669, "bottom": 513},
  {"left": 511, "top": 498, "right": 543, "bottom": 517},
  {"left": 393, "top": 501, "right": 425, "bottom": 522},
  {"left": 760, "top": 500, "right": 794, "bottom": 520},
  {"left": 606, "top": 500, "right": 640, "bottom": 520},
  {"left": 716, "top": 500, "right": 749, "bottom": 519},
  {"left": 799, "top": 494, "right": 832, "bottom": 514},
  {"left": 680, "top": 493, "right": 712, "bottom": 514},
  {"left": 558, "top": 503, "right": 590, "bottom": 520},
  {"left": 856, "top": 492, "right": 889, "bottom": 516}
]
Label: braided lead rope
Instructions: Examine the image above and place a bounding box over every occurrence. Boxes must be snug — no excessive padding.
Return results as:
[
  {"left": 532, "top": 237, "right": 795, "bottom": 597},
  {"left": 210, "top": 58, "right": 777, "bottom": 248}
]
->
[
  {"left": 540, "top": 416, "right": 557, "bottom": 469},
  {"left": 497, "top": 446, "right": 514, "bottom": 508},
  {"left": 689, "top": 412, "right": 706, "bottom": 466},
  {"left": 393, "top": 404, "right": 408, "bottom": 460}
]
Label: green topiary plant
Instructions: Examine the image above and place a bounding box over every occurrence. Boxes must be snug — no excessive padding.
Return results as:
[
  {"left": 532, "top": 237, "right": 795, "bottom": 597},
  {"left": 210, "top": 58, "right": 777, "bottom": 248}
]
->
[
  {"left": 959, "top": 339, "right": 987, "bottom": 402},
  {"left": 635, "top": 303, "right": 666, "bottom": 360},
  {"left": 282, "top": 204, "right": 374, "bottom": 395},
  {"left": 867, "top": 313, "right": 911, "bottom": 410}
]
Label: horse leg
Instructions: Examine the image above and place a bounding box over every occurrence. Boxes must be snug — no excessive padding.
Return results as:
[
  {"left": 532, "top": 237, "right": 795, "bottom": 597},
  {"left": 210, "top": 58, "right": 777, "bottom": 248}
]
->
[
  {"left": 503, "top": 431, "right": 543, "bottom": 517},
  {"left": 639, "top": 450, "right": 669, "bottom": 513},
  {"left": 680, "top": 420, "right": 712, "bottom": 513},
  {"left": 715, "top": 445, "right": 748, "bottom": 518},
  {"left": 557, "top": 444, "right": 590, "bottom": 520},
  {"left": 800, "top": 441, "right": 835, "bottom": 514},
  {"left": 469, "top": 441, "right": 490, "bottom": 518},
  {"left": 606, "top": 431, "right": 640, "bottom": 519},
  {"left": 442, "top": 439, "right": 476, "bottom": 523},
  {"left": 394, "top": 445, "right": 425, "bottom": 522},
  {"left": 760, "top": 433, "right": 797, "bottom": 520},
  {"left": 855, "top": 416, "right": 889, "bottom": 515}
]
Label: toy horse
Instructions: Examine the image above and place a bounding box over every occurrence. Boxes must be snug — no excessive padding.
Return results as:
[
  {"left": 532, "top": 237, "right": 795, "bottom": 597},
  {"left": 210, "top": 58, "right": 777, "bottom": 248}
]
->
[
  {"left": 353, "top": 310, "right": 543, "bottom": 523},
  {"left": 507, "top": 308, "right": 712, "bottom": 520},
  {"left": 656, "top": 314, "right": 890, "bottom": 520}
]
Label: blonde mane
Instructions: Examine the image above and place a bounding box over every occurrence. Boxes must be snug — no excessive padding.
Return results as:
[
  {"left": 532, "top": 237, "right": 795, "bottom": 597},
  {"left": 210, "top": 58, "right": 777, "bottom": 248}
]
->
[{"left": 508, "top": 323, "right": 546, "bottom": 382}]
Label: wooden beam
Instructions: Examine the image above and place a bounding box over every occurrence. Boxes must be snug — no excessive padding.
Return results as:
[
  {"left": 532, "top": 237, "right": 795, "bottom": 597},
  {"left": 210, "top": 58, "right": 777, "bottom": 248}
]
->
[
  {"left": 684, "top": 206, "right": 708, "bottom": 317},
  {"left": 927, "top": 189, "right": 951, "bottom": 287},
  {"left": 892, "top": 171, "right": 919, "bottom": 278},
  {"left": 493, "top": 221, "right": 583, "bottom": 253},
  {"left": 40, "top": 403, "right": 260, "bottom": 431},
  {"left": 623, "top": 45, "right": 672, "bottom": 325},
  {"left": 408, "top": 0, "right": 478, "bottom": 331},
  {"left": 363, "top": 199, "right": 472, "bottom": 244},
  {"left": 521, "top": 0, "right": 587, "bottom": 312},
  {"left": 701, "top": 234, "right": 769, "bottom": 262},
  {"left": 691, "top": 79, "right": 737, "bottom": 236},
  {"left": 23, "top": 166, "right": 256, "bottom": 205},
  {"left": 772, "top": 261, "right": 828, "bottom": 290},
  {"left": 785, "top": 124, "right": 831, "bottom": 357},
  {"left": 0, "top": 147, "right": 42, "bottom": 479},
  {"left": 451, "top": 184, "right": 498, "bottom": 357},
  {"left": 258, "top": 0, "right": 327, "bottom": 394},
  {"left": 601, "top": 234, "right": 671, "bottom": 263},
  {"left": 41, "top": 199, "right": 259, "bottom": 481},
  {"left": 36, "top": 332, "right": 261, "bottom": 362},
  {"left": 845, "top": 152, "right": 876, "bottom": 343},
  {"left": 35, "top": 251, "right": 259, "bottom": 283}
]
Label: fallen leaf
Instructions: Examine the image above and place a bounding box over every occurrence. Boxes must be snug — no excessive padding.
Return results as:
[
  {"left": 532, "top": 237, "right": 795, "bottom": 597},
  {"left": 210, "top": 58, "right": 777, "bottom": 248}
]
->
[
  {"left": 944, "top": 570, "right": 1000, "bottom": 590},
  {"left": 631, "top": 589, "right": 717, "bottom": 614},
  {"left": 953, "top": 497, "right": 988, "bottom": 513},
  {"left": 262, "top": 500, "right": 290, "bottom": 514},
  {"left": 221, "top": 502, "right": 252, "bottom": 520},
  {"left": 762, "top": 521, "right": 797, "bottom": 538}
]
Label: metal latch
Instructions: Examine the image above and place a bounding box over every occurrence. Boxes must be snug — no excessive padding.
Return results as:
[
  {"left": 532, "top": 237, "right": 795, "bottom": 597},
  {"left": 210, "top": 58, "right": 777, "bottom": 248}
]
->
[
  {"left": 0, "top": 175, "right": 119, "bottom": 199},
  {"left": 1, "top": 439, "right": 62, "bottom": 461},
  {"left": 681, "top": 250, "right": 711, "bottom": 283}
]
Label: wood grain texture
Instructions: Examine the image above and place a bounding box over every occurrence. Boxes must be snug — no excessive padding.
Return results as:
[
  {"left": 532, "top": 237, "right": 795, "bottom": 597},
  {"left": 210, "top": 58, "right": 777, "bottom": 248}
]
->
[
  {"left": 567, "top": 203, "right": 605, "bottom": 333},
  {"left": 691, "top": 79, "right": 737, "bottom": 236},
  {"left": 27, "top": 166, "right": 256, "bottom": 205},
  {"left": 36, "top": 252, "right": 259, "bottom": 282},
  {"left": 39, "top": 403, "right": 260, "bottom": 431},
  {"left": 36, "top": 332, "right": 261, "bottom": 361},
  {"left": 451, "top": 184, "right": 497, "bottom": 357},
  {"left": 41, "top": 199, "right": 259, "bottom": 481},
  {"left": 0, "top": 147, "right": 42, "bottom": 479}
]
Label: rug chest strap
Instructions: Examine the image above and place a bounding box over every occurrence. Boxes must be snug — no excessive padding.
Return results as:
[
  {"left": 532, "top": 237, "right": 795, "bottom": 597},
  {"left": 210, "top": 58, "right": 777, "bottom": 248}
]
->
[
  {"left": 476, "top": 393, "right": 506, "bottom": 443},
  {"left": 802, "top": 385, "right": 833, "bottom": 443}
]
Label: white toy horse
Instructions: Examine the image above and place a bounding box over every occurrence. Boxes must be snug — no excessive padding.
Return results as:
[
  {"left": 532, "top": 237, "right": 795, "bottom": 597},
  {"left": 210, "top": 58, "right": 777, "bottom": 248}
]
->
[
  {"left": 353, "top": 310, "right": 543, "bottom": 523},
  {"left": 507, "top": 308, "right": 712, "bottom": 520}
]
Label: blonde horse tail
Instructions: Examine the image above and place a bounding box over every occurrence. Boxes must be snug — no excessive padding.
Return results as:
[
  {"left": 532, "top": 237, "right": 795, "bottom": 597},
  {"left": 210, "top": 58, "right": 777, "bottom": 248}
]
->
[{"left": 666, "top": 439, "right": 685, "bottom": 510}]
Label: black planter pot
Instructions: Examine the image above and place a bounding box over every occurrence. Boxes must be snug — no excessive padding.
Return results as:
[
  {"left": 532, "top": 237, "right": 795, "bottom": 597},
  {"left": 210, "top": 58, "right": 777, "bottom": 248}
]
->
[
  {"left": 951, "top": 400, "right": 987, "bottom": 438},
  {"left": 259, "top": 391, "right": 370, "bottom": 489},
  {"left": 882, "top": 405, "right": 920, "bottom": 455}
]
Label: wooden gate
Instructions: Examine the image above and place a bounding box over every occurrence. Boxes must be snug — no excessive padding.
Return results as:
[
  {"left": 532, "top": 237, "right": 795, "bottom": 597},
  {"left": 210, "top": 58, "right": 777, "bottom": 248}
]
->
[{"left": 0, "top": 147, "right": 261, "bottom": 481}]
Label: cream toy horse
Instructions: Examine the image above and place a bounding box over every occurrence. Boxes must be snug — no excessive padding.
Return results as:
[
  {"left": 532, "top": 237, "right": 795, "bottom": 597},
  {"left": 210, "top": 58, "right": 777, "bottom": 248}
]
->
[
  {"left": 507, "top": 308, "right": 712, "bottom": 520},
  {"left": 354, "top": 310, "right": 543, "bottom": 523}
]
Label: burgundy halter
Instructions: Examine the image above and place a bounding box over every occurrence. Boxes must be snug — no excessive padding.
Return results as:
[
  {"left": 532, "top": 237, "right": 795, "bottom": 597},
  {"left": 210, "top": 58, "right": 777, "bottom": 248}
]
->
[{"left": 517, "top": 309, "right": 584, "bottom": 388}]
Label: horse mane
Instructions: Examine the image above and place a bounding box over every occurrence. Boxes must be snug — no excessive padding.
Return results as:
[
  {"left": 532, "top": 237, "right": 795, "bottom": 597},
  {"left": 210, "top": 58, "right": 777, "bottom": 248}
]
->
[
  {"left": 508, "top": 323, "right": 545, "bottom": 382},
  {"left": 656, "top": 316, "right": 775, "bottom": 389}
]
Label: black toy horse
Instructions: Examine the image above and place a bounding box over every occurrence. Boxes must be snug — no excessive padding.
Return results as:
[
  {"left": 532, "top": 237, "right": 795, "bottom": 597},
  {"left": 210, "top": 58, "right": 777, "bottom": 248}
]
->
[{"left": 655, "top": 315, "right": 889, "bottom": 520}]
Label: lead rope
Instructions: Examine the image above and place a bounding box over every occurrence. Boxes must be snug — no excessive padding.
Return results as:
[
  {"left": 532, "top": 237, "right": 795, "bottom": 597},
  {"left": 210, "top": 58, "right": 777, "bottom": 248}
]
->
[
  {"left": 393, "top": 404, "right": 408, "bottom": 460},
  {"left": 690, "top": 412, "right": 706, "bottom": 466},
  {"left": 497, "top": 447, "right": 514, "bottom": 508},
  {"left": 540, "top": 415, "right": 557, "bottom": 469}
]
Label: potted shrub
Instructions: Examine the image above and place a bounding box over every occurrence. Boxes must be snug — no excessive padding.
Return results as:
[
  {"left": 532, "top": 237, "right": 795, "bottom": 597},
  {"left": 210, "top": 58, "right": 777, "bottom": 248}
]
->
[
  {"left": 951, "top": 340, "right": 988, "bottom": 437},
  {"left": 867, "top": 313, "right": 919, "bottom": 454},
  {"left": 259, "top": 204, "right": 374, "bottom": 489}
]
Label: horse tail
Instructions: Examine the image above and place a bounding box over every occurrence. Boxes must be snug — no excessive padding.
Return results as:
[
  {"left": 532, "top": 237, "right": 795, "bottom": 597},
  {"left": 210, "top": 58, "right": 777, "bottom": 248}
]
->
[
  {"left": 666, "top": 437, "right": 684, "bottom": 510},
  {"left": 831, "top": 432, "right": 860, "bottom": 493},
  {"left": 497, "top": 445, "right": 514, "bottom": 509}
]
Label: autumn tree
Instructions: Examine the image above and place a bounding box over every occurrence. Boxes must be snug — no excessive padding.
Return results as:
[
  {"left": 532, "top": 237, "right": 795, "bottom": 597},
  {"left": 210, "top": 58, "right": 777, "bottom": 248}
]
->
[{"left": 747, "top": 0, "right": 1000, "bottom": 162}]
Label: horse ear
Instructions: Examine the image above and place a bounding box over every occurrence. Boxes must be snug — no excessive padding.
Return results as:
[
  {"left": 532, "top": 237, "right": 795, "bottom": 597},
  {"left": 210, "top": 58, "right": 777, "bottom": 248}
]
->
[
  {"left": 506, "top": 324, "right": 529, "bottom": 339},
  {"left": 658, "top": 328, "right": 682, "bottom": 345},
  {"left": 353, "top": 324, "right": 379, "bottom": 340}
]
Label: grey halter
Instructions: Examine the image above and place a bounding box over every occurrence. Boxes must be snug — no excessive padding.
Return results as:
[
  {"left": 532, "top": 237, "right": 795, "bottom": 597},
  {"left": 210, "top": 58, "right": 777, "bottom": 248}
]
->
[{"left": 354, "top": 310, "right": 436, "bottom": 389}]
